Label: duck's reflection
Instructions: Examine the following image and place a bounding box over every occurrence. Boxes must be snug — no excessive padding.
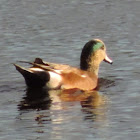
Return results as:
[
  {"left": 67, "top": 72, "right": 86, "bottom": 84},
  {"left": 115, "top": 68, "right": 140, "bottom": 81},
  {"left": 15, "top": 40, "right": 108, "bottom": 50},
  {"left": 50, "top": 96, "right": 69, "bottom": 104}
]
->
[
  {"left": 18, "top": 87, "right": 51, "bottom": 110},
  {"left": 58, "top": 89, "right": 108, "bottom": 122},
  {"left": 80, "top": 91, "right": 108, "bottom": 122},
  {"left": 18, "top": 87, "right": 108, "bottom": 123}
]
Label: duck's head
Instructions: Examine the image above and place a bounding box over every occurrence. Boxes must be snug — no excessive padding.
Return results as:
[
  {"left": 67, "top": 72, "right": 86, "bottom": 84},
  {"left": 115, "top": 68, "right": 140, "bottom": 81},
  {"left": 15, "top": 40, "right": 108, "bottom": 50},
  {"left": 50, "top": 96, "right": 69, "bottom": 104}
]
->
[{"left": 80, "top": 39, "right": 113, "bottom": 75}]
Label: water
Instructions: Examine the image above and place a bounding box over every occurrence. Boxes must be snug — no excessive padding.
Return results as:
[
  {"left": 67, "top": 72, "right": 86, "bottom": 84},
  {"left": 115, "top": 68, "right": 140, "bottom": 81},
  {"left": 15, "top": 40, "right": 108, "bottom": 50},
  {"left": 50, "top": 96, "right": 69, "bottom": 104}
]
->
[{"left": 0, "top": 0, "right": 140, "bottom": 139}]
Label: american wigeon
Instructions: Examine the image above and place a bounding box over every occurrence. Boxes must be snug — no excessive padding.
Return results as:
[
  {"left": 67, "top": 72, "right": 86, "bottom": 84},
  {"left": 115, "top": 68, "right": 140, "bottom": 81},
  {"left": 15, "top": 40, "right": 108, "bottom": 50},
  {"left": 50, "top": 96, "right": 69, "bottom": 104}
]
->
[{"left": 14, "top": 39, "right": 113, "bottom": 90}]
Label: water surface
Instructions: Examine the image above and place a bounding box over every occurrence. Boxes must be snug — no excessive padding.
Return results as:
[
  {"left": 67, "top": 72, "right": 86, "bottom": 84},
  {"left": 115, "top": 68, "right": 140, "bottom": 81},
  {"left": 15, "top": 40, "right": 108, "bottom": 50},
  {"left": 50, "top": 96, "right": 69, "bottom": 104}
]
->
[{"left": 0, "top": 0, "right": 140, "bottom": 139}]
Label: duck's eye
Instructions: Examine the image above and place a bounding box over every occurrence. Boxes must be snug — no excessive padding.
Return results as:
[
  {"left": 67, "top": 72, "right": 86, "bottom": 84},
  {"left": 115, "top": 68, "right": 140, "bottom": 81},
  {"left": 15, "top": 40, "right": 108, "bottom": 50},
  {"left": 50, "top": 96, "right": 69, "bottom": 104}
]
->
[{"left": 101, "top": 46, "right": 105, "bottom": 50}]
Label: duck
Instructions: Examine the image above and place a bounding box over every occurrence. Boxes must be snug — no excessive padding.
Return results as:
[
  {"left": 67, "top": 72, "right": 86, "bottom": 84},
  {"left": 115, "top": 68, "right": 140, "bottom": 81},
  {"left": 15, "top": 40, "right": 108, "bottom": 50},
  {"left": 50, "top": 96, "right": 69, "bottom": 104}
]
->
[{"left": 14, "top": 39, "right": 113, "bottom": 91}]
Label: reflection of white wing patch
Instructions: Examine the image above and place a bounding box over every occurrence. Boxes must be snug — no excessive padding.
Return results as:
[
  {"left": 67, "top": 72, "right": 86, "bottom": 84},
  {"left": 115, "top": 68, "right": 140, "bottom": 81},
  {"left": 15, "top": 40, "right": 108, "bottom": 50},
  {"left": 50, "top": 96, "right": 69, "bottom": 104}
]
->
[{"left": 47, "top": 71, "right": 62, "bottom": 89}]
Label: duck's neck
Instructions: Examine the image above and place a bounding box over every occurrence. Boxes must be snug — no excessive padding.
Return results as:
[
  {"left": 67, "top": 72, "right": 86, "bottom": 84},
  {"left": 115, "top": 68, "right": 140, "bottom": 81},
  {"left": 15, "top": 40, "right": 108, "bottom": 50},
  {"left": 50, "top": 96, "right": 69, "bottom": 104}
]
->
[
  {"left": 88, "top": 60, "right": 100, "bottom": 76},
  {"left": 80, "top": 55, "right": 100, "bottom": 76}
]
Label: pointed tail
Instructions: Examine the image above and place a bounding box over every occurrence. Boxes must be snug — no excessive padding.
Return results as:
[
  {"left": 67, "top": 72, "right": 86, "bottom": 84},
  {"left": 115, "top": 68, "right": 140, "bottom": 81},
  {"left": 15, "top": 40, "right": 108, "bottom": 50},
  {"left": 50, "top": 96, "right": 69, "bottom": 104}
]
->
[{"left": 14, "top": 64, "right": 50, "bottom": 88}]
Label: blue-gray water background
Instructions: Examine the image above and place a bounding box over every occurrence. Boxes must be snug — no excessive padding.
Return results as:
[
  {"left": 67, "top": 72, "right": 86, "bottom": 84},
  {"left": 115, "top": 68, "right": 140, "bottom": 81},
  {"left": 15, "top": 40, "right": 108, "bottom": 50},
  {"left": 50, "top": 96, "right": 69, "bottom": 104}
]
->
[{"left": 0, "top": 0, "right": 140, "bottom": 139}]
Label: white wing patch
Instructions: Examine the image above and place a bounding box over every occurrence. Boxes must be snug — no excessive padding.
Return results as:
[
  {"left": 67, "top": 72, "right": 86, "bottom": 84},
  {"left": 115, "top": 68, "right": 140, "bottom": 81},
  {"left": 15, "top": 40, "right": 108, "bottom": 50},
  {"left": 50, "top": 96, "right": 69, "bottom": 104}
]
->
[
  {"left": 47, "top": 71, "right": 62, "bottom": 89},
  {"left": 81, "top": 74, "right": 86, "bottom": 78},
  {"left": 30, "top": 68, "right": 44, "bottom": 72}
]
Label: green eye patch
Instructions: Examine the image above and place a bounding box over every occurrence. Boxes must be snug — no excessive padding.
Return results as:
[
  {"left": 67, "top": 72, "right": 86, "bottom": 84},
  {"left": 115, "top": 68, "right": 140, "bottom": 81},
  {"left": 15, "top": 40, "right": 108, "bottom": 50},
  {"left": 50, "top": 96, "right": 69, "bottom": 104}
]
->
[{"left": 93, "top": 42, "right": 103, "bottom": 52}]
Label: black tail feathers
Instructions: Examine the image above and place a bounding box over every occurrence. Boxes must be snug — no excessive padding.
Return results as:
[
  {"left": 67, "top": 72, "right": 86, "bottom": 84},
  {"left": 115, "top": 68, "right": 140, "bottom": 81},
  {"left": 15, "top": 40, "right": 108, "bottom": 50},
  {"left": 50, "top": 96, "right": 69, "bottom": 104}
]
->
[{"left": 14, "top": 64, "right": 50, "bottom": 88}]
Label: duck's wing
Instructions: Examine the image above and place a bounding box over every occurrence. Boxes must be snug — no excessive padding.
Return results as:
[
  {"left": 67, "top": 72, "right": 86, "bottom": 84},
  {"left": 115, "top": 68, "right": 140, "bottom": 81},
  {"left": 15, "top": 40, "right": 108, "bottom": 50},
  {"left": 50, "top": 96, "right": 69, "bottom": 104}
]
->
[
  {"left": 34, "top": 58, "right": 71, "bottom": 70},
  {"left": 14, "top": 60, "right": 66, "bottom": 88}
]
